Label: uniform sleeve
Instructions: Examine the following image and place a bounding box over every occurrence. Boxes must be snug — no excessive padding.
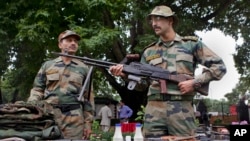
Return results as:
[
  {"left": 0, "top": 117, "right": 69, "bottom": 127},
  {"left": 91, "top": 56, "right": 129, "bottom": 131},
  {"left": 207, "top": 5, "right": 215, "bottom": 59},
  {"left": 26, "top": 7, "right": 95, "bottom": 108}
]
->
[
  {"left": 27, "top": 63, "right": 47, "bottom": 102},
  {"left": 194, "top": 41, "right": 227, "bottom": 84}
]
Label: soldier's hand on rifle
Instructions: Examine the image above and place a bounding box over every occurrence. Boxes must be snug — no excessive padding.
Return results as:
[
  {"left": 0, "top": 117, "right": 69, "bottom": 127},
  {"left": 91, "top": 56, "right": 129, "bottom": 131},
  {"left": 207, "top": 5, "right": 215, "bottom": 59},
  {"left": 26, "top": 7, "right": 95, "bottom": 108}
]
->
[
  {"left": 178, "top": 79, "right": 195, "bottom": 94},
  {"left": 109, "top": 64, "right": 127, "bottom": 78}
]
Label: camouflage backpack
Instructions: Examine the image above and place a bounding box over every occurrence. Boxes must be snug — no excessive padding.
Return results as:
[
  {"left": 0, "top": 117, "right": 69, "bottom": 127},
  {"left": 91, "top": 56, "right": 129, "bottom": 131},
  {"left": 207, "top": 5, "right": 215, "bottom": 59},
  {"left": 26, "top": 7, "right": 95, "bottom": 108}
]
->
[{"left": 0, "top": 101, "right": 62, "bottom": 141}]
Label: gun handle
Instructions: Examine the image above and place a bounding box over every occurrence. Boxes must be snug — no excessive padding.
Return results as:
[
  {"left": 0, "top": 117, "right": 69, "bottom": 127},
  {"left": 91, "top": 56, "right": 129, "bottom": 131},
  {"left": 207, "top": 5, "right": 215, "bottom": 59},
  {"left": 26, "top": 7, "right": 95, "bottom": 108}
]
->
[{"left": 159, "top": 79, "right": 167, "bottom": 94}]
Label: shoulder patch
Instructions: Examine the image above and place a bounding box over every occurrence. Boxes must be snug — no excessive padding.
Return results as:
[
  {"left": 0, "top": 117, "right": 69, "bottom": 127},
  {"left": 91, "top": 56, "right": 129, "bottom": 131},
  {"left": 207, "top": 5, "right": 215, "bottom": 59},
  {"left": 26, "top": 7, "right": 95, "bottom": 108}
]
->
[
  {"left": 182, "top": 36, "right": 199, "bottom": 42},
  {"left": 139, "top": 42, "right": 157, "bottom": 59},
  {"left": 146, "top": 41, "right": 157, "bottom": 48},
  {"left": 143, "top": 41, "right": 157, "bottom": 50}
]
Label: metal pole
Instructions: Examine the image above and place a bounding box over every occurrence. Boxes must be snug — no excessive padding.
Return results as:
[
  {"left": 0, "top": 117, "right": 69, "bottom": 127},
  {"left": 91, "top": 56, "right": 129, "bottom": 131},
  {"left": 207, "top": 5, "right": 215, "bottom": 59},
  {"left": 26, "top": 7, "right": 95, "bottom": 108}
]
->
[{"left": 221, "top": 102, "right": 224, "bottom": 120}]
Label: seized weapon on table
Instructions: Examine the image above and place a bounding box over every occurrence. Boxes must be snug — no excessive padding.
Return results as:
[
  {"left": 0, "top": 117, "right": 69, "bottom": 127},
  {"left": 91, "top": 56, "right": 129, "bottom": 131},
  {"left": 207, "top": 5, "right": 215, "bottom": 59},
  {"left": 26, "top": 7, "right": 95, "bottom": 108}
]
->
[
  {"left": 145, "top": 135, "right": 197, "bottom": 141},
  {"left": 52, "top": 52, "right": 209, "bottom": 96}
]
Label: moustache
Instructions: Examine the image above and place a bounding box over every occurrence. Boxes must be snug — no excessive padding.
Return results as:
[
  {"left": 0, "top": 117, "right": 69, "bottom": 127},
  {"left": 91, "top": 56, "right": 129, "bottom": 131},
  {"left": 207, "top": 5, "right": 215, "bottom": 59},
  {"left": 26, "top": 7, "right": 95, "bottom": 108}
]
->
[
  {"left": 67, "top": 45, "right": 77, "bottom": 49},
  {"left": 153, "top": 26, "right": 161, "bottom": 30}
]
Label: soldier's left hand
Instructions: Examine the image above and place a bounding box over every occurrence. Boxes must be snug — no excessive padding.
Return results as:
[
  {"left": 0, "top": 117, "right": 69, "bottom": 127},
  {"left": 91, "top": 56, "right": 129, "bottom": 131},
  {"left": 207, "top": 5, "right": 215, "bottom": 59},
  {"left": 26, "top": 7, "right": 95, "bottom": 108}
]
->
[
  {"left": 178, "top": 80, "right": 195, "bottom": 94},
  {"left": 83, "top": 129, "right": 92, "bottom": 140}
]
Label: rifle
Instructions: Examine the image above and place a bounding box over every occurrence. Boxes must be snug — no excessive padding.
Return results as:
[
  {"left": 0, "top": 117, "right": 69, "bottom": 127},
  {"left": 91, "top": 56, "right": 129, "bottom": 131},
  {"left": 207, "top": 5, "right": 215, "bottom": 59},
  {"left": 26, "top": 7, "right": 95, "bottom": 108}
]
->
[
  {"left": 78, "top": 66, "right": 94, "bottom": 101},
  {"left": 52, "top": 52, "right": 209, "bottom": 96}
]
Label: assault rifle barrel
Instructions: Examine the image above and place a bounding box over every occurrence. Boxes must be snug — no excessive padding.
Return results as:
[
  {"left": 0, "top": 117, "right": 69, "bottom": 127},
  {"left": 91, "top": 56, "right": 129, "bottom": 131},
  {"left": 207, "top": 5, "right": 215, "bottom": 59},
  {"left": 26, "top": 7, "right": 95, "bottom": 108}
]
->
[{"left": 52, "top": 52, "right": 116, "bottom": 68}]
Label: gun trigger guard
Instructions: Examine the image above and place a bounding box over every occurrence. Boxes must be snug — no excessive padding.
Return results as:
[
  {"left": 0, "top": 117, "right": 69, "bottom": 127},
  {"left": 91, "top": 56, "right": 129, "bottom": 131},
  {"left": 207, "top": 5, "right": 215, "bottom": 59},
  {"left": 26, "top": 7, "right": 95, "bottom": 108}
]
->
[
  {"left": 127, "top": 81, "right": 137, "bottom": 90},
  {"left": 127, "top": 75, "right": 141, "bottom": 90}
]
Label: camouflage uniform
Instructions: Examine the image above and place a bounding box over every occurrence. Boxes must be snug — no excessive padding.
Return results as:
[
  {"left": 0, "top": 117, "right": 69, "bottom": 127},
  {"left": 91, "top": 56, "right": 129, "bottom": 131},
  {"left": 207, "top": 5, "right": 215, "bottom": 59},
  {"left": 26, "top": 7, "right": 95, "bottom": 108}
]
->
[
  {"left": 141, "top": 34, "right": 226, "bottom": 137},
  {"left": 28, "top": 57, "right": 94, "bottom": 139}
]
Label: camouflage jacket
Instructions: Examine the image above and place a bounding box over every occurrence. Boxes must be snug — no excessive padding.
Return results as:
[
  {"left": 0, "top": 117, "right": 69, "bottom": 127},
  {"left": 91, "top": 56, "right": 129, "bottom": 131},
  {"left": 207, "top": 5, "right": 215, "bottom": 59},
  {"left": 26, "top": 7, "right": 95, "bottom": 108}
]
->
[
  {"left": 140, "top": 34, "right": 227, "bottom": 96},
  {"left": 28, "top": 57, "right": 94, "bottom": 129}
]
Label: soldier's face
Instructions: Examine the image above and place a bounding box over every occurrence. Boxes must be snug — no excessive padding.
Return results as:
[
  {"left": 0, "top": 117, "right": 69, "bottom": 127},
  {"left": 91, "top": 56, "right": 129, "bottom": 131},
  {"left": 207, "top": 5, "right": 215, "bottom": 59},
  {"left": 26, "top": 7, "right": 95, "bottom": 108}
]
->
[
  {"left": 150, "top": 16, "right": 173, "bottom": 36},
  {"left": 58, "top": 36, "right": 79, "bottom": 54}
]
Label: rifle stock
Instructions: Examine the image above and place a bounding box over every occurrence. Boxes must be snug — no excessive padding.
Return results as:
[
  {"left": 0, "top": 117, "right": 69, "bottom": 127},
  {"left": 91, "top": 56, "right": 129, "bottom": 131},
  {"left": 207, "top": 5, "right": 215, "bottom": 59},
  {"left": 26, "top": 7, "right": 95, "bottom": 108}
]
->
[{"left": 52, "top": 52, "right": 209, "bottom": 96}]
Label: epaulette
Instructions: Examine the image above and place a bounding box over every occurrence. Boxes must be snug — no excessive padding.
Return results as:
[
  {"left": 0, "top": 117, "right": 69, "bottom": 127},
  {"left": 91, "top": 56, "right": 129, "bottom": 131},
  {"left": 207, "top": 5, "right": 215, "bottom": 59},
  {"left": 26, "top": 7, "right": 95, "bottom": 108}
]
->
[
  {"left": 143, "top": 41, "right": 157, "bottom": 50},
  {"left": 138, "top": 42, "right": 157, "bottom": 58},
  {"left": 182, "top": 36, "right": 199, "bottom": 42}
]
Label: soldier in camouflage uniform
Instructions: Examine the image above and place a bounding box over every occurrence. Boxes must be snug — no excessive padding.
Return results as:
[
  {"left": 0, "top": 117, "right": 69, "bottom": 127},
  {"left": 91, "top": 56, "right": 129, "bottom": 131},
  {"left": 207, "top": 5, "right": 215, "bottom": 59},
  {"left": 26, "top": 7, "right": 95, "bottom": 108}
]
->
[
  {"left": 27, "top": 30, "right": 94, "bottom": 140},
  {"left": 110, "top": 5, "right": 226, "bottom": 140}
]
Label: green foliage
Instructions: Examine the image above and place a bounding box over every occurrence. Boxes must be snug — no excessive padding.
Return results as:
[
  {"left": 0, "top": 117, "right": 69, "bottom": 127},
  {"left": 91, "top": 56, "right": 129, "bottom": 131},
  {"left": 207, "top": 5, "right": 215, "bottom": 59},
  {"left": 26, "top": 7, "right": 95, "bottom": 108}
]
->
[
  {"left": 90, "top": 120, "right": 114, "bottom": 141},
  {"left": 213, "top": 118, "right": 222, "bottom": 125},
  {"left": 195, "top": 118, "right": 200, "bottom": 126},
  {"left": 135, "top": 105, "right": 145, "bottom": 122}
]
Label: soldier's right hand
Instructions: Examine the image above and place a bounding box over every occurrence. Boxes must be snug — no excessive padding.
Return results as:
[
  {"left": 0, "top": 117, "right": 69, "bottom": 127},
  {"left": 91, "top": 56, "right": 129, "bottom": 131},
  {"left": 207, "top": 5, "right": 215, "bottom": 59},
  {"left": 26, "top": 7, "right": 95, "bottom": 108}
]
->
[{"left": 109, "top": 64, "right": 126, "bottom": 78}]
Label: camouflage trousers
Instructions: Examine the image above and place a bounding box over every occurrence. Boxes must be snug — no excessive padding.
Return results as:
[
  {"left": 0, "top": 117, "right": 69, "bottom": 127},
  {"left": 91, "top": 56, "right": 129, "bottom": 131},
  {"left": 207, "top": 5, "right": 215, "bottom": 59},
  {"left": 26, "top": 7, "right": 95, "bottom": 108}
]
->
[
  {"left": 53, "top": 107, "right": 84, "bottom": 139},
  {"left": 143, "top": 100, "right": 197, "bottom": 138}
]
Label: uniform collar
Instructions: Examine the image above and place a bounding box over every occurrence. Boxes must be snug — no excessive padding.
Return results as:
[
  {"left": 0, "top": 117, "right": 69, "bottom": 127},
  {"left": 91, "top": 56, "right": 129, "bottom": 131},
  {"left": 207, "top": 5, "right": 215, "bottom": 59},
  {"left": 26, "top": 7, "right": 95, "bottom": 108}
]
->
[
  {"left": 54, "top": 56, "right": 81, "bottom": 65},
  {"left": 156, "top": 33, "right": 182, "bottom": 47}
]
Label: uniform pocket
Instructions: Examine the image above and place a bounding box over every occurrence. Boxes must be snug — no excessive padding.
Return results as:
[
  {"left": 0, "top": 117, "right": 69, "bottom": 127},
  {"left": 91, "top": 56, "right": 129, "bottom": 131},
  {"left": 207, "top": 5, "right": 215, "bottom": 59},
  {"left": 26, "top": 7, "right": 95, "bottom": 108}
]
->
[
  {"left": 69, "top": 72, "right": 83, "bottom": 86},
  {"left": 47, "top": 73, "right": 60, "bottom": 81},
  {"left": 176, "top": 54, "right": 194, "bottom": 74},
  {"left": 46, "top": 73, "right": 60, "bottom": 91},
  {"left": 67, "top": 72, "right": 84, "bottom": 95},
  {"left": 176, "top": 54, "right": 193, "bottom": 62}
]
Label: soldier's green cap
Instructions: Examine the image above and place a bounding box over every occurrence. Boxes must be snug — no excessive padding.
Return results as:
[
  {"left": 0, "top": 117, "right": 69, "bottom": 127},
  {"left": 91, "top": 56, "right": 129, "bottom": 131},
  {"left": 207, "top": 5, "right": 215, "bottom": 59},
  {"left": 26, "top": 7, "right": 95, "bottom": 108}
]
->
[
  {"left": 58, "top": 30, "right": 81, "bottom": 42},
  {"left": 148, "top": 5, "right": 175, "bottom": 18},
  {"left": 147, "top": 5, "right": 178, "bottom": 25}
]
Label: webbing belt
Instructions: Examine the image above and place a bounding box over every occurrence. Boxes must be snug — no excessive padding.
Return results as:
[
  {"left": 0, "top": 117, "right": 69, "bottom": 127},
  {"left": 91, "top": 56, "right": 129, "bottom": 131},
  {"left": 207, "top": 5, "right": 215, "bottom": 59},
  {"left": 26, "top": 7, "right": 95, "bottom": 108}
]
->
[
  {"left": 53, "top": 104, "right": 81, "bottom": 112},
  {"left": 148, "top": 94, "right": 194, "bottom": 101}
]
